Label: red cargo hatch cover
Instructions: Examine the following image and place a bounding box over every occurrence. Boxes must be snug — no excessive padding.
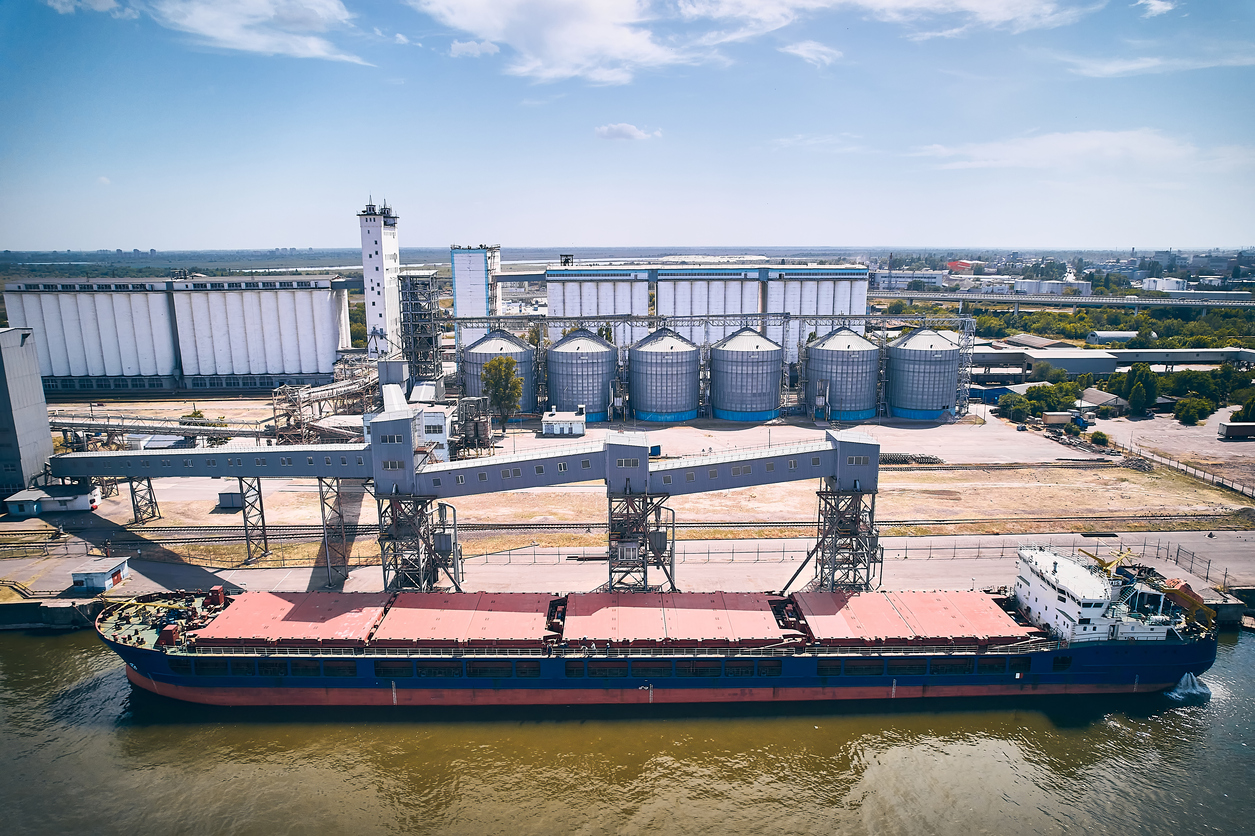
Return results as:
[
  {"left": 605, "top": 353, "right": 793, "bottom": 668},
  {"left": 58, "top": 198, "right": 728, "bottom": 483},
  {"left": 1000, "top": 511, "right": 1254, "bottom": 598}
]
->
[
  {"left": 794, "top": 590, "right": 1035, "bottom": 645},
  {"left": 372, "top": 592, "right": 554, "bottom": 647},
  {"left": 192, "top": 591, "right": 391, "bottom": 647},
  {"left": 563, "top": 592, "right": 794, "bottom": 646}
]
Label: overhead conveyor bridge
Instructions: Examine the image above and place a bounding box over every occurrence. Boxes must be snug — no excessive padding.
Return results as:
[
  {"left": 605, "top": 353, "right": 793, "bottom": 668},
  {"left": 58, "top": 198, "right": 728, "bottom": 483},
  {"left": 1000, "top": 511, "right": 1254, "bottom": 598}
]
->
[{"left": 48, "top": 388, "right": 881, "bottom": 595}]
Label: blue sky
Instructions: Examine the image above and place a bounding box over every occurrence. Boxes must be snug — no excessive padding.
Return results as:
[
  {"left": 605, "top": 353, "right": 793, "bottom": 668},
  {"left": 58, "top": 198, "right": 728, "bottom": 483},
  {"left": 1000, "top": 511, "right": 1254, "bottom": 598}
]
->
[{"left": 1, "top": 1, "right": 1252, "bottom": 250}]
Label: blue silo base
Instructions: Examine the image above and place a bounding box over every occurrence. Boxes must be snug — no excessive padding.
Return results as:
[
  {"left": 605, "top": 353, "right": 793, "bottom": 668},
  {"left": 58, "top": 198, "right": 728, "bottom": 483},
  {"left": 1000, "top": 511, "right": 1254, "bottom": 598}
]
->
[
  {"left": 814, "top": 407, "right": 877, "bottom": 421},
  {"left": 635, "top": 409, "right": 699, "bottom": 422},
  {"left": 713, "top": 407, "right": 780, "bottom": 422},
  {"left": 888, "top": 406, "right": 952, "bottom": 420},
  {"left": 582, "top": 411, "right": 608, "bottom": 423}
]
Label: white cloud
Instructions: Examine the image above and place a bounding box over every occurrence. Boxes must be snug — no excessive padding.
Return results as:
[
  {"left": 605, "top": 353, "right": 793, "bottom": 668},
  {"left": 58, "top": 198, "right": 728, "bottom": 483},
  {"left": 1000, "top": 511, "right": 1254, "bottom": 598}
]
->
[
  {"left": 914, "top": 129, "right": 1255, "bottom": 173},
  {"left": 1053, "top": 49, "right": 1255, "bottom": 77},
  {"left": 45, "top": 1, "right": 365, "bottom": 63},
  {"left": 773, "top": 132, "right": 864, "bottom": 151},
  {"left": 409, "top": 2, "right": 1100, "bottom": 83},
  {"left": 395, "top": 33, "right": 411, "bottom": 44},
  {"left": 97, "top": 175, "right": 111, "bottom": 185},
  {"left": 45, "top": 0, "right": 134, "bottom": 15},
  {"left": 779, "top": 40, "right": 842, "bottom": 67},
  {"left": 1133, "top": 0, "right": 1175, "bottom": 17},
  {"left": 595, "top": 122, "right": 660, "bottom": 140},
  {"left": 450, "top": 39, "right": 500, "bottom": 57}
]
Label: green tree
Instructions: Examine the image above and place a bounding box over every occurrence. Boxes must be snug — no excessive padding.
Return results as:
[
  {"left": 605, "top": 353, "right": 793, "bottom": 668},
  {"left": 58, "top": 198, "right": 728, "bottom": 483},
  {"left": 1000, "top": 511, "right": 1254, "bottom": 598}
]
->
[
  {"left": 526, "top": 322, "right": 543, "bottom": 347},
  {"left": 998, "top": 393, "right": 1030, "bottom": 422},
  {"left": 481, "top": 355, "right": 522, "bottom": 430},
  {"left": 1236, "top": 396, "right": 1255, "bottom": 422},
  {"left": 1129, "top": 383, "right": 1148, "bottom": 416},
  {"left": 1173, "top": 397, "right": 1215, "bottom": 425},
  {"left": 907, "top": 279, "right": 928, "bottom": 291},
  {"left": 1090, "top": 430, "right": 1108, "bottom": 446}
]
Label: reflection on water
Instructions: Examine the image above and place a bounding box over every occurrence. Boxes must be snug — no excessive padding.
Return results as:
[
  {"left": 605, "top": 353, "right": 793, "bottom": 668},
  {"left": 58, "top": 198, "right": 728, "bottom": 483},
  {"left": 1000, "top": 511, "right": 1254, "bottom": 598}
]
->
[{"left": 1, "top": 629, "right": 1252, "bottom": 836}]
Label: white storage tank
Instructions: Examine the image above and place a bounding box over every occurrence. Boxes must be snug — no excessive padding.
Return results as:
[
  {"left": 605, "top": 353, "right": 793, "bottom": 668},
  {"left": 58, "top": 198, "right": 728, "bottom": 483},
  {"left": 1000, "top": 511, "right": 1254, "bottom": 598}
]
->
[
  {"left": 709, "top": 327, "right": 782, "bottom": 421},
  {"left": 628, "top": 328, "right": 699, "bottom": 422},
  {"left": 462, "top": 330, "right": 537, "bottom": 414},
  {"left": 886, "top": 329, "right": 960, "bottom": 420},
  {"left": 805, "top": 328, "right": 879, "bottom": 420}
]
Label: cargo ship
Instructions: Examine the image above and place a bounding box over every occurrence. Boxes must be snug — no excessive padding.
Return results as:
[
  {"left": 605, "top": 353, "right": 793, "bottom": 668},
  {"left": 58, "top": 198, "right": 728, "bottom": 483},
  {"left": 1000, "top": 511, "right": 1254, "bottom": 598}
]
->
[{"left": 96, "top": 546, "right": 1216, "bottom": 707}]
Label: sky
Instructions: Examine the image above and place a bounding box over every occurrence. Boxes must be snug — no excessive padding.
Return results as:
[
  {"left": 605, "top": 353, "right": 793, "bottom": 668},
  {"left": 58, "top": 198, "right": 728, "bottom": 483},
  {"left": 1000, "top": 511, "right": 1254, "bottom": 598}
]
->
[{"left": 1, "top": 0, "right": 1252, "bottom": 251}]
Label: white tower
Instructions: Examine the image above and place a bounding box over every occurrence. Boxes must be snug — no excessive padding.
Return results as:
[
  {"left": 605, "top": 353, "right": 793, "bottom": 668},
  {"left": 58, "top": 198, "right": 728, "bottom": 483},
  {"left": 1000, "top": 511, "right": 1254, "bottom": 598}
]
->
[{"left": 359, "top": 199, "right": 401, "bottom": 357}]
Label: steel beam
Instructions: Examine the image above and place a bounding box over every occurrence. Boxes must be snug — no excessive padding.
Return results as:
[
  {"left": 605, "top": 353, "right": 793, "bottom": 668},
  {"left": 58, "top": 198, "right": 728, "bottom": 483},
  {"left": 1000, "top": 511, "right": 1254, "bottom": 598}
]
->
[
  {"left": 239, "top": 477, "right": 270, "bottom": 564},
  {"left": 127, "top": 477, "right": 161, "bottom": 525}
]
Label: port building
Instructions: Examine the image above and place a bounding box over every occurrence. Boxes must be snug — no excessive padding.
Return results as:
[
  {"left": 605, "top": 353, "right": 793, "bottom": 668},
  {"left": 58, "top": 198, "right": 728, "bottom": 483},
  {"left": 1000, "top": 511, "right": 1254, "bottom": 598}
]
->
[{"left": 3, "top": 276, "right": 352, "bottom": 396}]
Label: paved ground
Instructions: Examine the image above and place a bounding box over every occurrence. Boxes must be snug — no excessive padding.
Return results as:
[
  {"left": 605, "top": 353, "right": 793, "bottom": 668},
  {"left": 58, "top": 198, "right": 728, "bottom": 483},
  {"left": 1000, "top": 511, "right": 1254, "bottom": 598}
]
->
[
  {"left": 3, "top": 531, "right": 1248, "bottom": 605},
  {"left": 1088, "top": 405, "right": 1255, "bottom": 487}
]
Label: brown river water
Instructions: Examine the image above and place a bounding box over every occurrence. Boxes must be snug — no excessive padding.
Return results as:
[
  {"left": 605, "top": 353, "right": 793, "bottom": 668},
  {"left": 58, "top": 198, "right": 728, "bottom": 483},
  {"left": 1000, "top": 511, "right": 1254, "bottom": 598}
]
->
[{"left": 1, "top": 629, "right": 1252, "bottom": 836}]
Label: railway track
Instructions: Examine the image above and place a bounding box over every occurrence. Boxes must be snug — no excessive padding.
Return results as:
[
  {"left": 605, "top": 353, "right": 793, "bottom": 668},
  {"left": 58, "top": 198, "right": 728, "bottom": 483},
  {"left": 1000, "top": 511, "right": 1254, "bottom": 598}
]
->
[{"left": 31, "top": 511, "right": 1242, "bottom": 546}]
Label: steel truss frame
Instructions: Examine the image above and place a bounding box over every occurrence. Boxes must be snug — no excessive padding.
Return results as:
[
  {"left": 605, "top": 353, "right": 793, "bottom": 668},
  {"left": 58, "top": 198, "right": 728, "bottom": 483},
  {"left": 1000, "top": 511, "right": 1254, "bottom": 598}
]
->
[
  {"left": 318, "top": 477, "right": 350, "bottom": 585},
  {"left": 398, "top": 273, "right": 443, "bottom": 383},
  {"left": 606, "top": 493, "right": 677, "bottom": 593},
  {"left": 377, "top": 495, "right": 463, "bottom": 592},
  {"left": 128, "top": 477, "right": 161, "bottom": 525},
  {"left": 238, "top": 477, "right": 271, "bottom": 564},
  {"left": 782, "top": 484, "right": 882, "bottom": 594}
]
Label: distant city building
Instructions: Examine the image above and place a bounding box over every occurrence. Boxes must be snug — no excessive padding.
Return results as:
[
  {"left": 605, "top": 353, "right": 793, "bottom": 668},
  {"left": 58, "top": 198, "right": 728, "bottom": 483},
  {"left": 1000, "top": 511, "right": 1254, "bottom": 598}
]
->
[
  {"left": 1142, "top": 277, "right": 1188, "bottom": 292},
  {"left": 871, "top": 270, "right": 948, "bottom": 289}
]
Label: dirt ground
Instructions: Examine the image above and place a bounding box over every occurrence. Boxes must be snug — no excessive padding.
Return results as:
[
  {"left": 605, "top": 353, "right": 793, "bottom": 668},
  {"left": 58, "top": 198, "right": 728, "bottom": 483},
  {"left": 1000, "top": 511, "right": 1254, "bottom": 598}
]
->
[{"left": 1088, "top": 405, "right": 1255, "bottom": 488}]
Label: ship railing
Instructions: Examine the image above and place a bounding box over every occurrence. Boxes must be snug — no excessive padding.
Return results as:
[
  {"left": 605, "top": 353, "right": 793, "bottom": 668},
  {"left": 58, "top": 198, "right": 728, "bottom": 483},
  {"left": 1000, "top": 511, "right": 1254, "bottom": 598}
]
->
[{"left": 183, "top": 638, "right": 1061, "bottom": 658}]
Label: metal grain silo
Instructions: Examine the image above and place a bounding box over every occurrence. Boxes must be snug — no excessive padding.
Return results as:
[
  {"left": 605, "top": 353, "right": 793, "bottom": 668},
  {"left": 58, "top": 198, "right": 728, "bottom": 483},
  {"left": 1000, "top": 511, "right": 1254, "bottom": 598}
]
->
[
  {"left": 709, "top": 327, "right": 782, "bottom": 421},
  {"left": 886, "top": 329, "right": 960, "bottom": 420},
  {"left": 462, "top": 330, "right": 537, "bottom": 413},
  {"left": 546, "top": 328, "right": 617, "bottom": 421},
  {"left": 628, "top": 328, "right": 699, "bottom": 422},
  {"left": 805, "top": 328, "right": 879, "bottom": 420}
]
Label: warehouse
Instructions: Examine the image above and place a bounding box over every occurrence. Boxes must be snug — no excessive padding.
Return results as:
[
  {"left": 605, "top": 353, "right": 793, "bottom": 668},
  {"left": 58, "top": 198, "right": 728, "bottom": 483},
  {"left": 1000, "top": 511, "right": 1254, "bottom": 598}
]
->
[{"left": 3, "top": 275, "right": 352, "bottom": 396}]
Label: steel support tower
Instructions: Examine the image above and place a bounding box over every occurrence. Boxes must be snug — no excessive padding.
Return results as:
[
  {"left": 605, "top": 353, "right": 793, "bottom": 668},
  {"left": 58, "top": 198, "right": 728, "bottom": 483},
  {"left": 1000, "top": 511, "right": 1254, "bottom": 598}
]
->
[
  {"left": 377, "top": 496, "right": 462, "bottom": 592},
  {"left": 238, "top": 477, "right": 271, "bottom": 564},
  {"left": 606, "top": 493, "right": 677, "bottom": 593},
  {"left": 318, "top": 477, "right": 350, "bottom": 585},
  {"left": 127, "top": 477, "right": 161, "bottom": 525},
  {"left": 783, "top": 480, "right": 881, "bottom": 594}
]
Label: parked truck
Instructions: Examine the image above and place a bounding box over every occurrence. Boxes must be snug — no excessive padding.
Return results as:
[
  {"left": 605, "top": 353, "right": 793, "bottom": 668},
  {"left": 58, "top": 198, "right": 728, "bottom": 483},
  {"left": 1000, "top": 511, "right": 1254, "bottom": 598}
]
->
[{"left": 1218, "top": 422, "right": 1255, "bottom": 439}]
